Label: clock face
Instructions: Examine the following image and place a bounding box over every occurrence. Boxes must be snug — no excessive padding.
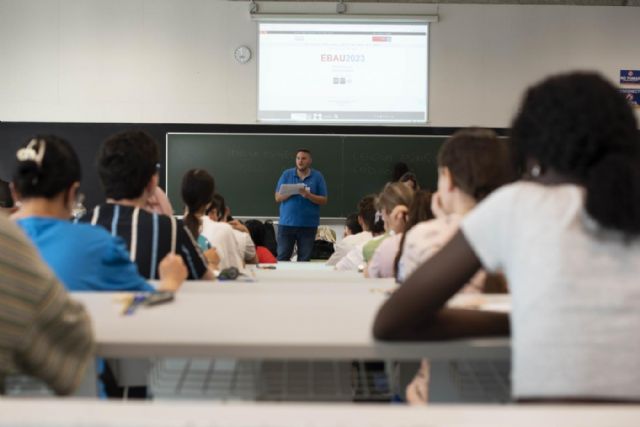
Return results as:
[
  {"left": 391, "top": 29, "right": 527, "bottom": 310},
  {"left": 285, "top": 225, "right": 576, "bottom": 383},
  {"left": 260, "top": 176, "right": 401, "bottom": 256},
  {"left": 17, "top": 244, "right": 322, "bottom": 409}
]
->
[{"left": 234, "top": 46, "right": 251, "bottom": 64}]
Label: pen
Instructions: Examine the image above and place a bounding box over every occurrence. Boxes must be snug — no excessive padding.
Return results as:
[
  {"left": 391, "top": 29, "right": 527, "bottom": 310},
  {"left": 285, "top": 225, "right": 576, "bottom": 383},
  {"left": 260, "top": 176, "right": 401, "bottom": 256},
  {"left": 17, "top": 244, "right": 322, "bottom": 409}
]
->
[{"left": 122, "top": 294, "right": 147, "bottom": 316}]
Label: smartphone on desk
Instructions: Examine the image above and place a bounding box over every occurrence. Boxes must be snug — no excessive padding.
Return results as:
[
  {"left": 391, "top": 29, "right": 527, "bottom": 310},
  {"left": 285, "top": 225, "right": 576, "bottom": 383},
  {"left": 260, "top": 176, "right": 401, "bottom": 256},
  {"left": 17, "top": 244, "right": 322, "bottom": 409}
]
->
[{"left": 144, "top": 291, "right": 175, "bottom": 306}]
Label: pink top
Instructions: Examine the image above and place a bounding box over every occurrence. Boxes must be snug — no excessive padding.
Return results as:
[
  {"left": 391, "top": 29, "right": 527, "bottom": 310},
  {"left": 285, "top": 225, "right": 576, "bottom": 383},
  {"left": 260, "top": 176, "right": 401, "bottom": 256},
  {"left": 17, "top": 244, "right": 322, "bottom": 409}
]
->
[
  {"left": 398, "top": 215, "right": 484, "bottom": 293},
  {"left": 367, "top": 233, "right": 402, "bottom": 278}
]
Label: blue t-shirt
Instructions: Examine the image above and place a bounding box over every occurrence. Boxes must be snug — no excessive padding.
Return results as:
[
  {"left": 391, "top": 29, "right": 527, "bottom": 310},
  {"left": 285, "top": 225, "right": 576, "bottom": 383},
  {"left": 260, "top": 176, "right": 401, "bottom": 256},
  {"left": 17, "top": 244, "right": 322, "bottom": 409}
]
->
[
  {"left": 275, "top": 168, "right": 328, "bottom": 227},
  {"left": 17, "top": 217, "right": 153, "bottom": 292}
]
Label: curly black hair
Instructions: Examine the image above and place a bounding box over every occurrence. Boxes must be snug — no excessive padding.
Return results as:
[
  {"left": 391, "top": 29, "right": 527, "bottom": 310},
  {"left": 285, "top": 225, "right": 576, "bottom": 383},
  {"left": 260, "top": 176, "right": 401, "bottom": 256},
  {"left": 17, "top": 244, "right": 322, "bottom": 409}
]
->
[
  {"left": 97, "top": 130, "right": 159, "bottom": 200},
  {"left": 511, "top": 72, "right": 640, "bottom": 235}
]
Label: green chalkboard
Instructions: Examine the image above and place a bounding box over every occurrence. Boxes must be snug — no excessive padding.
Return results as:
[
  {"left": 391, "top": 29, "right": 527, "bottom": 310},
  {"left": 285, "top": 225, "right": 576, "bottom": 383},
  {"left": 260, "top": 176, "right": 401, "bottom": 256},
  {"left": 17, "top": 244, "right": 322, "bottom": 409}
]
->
[{"left": 166, "top": 133, "right": 446, "bottom": 217}]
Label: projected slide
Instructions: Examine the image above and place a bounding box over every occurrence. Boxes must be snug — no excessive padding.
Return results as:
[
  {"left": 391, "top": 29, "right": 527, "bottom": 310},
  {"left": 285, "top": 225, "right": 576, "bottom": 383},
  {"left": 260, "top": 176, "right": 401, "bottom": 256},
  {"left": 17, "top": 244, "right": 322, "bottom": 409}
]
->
[{"left": 258, "top": 22, "right": 429, "bottom": 124}]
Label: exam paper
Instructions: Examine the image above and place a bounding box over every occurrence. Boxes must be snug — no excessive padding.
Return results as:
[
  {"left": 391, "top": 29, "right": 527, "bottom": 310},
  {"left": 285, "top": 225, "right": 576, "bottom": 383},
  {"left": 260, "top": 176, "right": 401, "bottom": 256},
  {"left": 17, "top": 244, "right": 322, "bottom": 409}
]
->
[{"left": 279, "top": 183, "right": 306, "bottom": 196}]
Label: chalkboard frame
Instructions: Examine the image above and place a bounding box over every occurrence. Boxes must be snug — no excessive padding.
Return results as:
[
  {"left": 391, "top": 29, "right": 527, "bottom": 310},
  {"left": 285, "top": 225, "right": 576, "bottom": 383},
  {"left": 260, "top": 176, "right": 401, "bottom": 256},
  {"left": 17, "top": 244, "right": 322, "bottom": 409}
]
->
[{"left": 166, "top": 132, "right": 450, "bottom": 218}]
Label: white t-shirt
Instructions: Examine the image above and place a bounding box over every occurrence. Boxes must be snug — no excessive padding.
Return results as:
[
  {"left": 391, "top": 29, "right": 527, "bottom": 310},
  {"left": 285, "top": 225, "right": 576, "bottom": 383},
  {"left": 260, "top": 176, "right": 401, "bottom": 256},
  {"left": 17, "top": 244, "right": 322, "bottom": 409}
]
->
[
  {"left": 461, "top": 181, "right": 640, "bottom": 400},
  {"left": 326, "top": 231, "right": 372, "bottom": 266},
  {"left": 233, "top": 229, "right": 257, "bottom": 263},
  {"left": 201, "top": 217, "right": 244, "bottom": 270},
  {"left": 335, "top": 234, "right": 386, "bottom": 272}
]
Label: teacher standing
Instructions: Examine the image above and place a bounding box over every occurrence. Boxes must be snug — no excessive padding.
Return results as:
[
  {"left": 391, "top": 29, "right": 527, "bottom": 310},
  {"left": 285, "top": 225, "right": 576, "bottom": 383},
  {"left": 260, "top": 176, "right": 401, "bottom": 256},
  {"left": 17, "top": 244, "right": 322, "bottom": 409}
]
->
[{"left": 275, "top": 149, "right": 328, "bottom": 261}]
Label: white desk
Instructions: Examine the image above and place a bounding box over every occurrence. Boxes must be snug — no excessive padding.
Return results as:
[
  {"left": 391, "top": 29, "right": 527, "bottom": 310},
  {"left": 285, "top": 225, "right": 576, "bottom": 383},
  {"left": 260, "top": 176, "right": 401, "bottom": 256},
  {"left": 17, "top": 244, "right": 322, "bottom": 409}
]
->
[
  {"left": 262, "top": 261, "right": 334, "bottom": 271},
  {"left": 251, "top": 267, "right": 370, "bottom": 283},
  {"left": 74, "top": 292, "right": 510, "bottom": 360},
  {"left": 178, "top": 279, "right": 397, "bottom": 295},
  {"left": 2, "top": 399, "right": 640, "bottom": 427}
]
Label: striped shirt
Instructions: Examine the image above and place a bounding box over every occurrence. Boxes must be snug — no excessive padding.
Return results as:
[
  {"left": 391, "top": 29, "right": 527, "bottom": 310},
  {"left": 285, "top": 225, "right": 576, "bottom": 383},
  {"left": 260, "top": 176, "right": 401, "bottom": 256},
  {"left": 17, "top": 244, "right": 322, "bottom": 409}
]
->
[
  {"left": 0, "top": 214, "right": 94, "bottom": 395},
  {"left": 83, "top": 204, "right": 208, "bottom": 280}
]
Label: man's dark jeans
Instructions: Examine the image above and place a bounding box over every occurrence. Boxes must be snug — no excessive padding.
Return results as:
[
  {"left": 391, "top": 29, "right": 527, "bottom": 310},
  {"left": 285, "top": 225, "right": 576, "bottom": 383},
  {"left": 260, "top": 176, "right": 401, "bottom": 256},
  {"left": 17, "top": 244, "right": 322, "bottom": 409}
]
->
[{"left": 277, "top": 225, "right": 317, "bottom": 261}]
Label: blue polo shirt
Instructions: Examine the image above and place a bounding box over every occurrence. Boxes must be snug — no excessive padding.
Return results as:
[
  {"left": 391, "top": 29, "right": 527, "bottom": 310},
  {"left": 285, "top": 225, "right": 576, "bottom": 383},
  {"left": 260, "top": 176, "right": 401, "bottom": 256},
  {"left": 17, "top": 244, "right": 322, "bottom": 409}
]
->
[{"left": 276, "top": 168, "right": 328, "bottom": 227}]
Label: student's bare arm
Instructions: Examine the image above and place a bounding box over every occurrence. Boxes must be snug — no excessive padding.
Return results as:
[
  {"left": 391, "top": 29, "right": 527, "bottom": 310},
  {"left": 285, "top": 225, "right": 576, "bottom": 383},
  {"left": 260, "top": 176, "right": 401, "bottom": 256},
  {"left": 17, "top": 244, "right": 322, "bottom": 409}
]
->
[{"left": 373, "top": 231, "right": 510, "bottom": 341}]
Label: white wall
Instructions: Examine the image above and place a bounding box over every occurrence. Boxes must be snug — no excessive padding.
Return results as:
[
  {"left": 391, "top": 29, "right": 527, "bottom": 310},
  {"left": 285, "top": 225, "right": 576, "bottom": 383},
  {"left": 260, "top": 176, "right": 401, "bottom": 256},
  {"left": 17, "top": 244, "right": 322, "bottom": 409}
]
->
[{"left": 1, "top": 0, "right": 639, "bottom": 126}]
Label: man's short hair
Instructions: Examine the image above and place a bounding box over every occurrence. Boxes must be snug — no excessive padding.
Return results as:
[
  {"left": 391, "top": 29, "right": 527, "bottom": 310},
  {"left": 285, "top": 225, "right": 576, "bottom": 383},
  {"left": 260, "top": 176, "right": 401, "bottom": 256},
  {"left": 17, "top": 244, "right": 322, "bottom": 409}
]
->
[
  {"left": 98, "top": 131, "right": 159, "bottom": 200},
  {"left": 296, "top": 148, "right": 311, "bottom": 156},
  {"left": 357, "top": 195, "right": 377, "bottom": 231},
  {"left": 345, "top": 212, "right": 362, "bottom": 235}
]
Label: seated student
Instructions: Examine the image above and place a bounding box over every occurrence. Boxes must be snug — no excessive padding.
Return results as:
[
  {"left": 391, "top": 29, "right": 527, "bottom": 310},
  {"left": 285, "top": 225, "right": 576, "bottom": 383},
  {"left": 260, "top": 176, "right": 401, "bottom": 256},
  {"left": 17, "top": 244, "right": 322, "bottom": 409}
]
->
[
  {"left": 361, "top": 183, "right": 414, "bottom": 277},
  {"left": 85, "top": 131, "right": 213, "bottom": 281},
  {"left": 326, "top": 197, "right": 377, "bottom": 266},
  {"left": 212, "top": 194, "right": 258, "bottom": 264},
  {"left": 336, "top": 184, "right": 413, "bottom": 271},
  {"left": 391, "top": 131, "right": 513, "bottom": 404},
  {"left": 396, "top": 129, "right": 514, "bottom": 285},
  {"left": 0, "top": 213, "right": 94, "bottom": 396},
  {"left": 245, "top": 220, "right": 277, "bottom": 264},
  {"left": 181, "top": 169, "right": 220, "bottom": 269},
  {"left": 367, "top": 190, "right": 433, "bottom": 279},
  {"left": 374, "top": 72, "right": 640, "bottom": 402},
  {"left": 201, "top": 194, "right": 244, "bottom": 270},
  {"left": 12, "top": 135, "right": 187, "bottom": 293},
  {"left": 343, "top": 212, "right": 363, "bottom": 237}
]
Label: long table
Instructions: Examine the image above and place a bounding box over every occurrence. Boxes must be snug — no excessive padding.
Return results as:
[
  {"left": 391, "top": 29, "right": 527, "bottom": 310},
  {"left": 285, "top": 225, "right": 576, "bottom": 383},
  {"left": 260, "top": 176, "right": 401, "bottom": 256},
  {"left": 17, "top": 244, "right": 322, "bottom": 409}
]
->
[
  {"left": 71, "top": 270, "right": 511, "bottom": 400},
  {"left": 2, "top": 399, "right": 639, "bottom": 427},
  {"left": 75, "top": 291, "right": 510, "bottom": 360}
]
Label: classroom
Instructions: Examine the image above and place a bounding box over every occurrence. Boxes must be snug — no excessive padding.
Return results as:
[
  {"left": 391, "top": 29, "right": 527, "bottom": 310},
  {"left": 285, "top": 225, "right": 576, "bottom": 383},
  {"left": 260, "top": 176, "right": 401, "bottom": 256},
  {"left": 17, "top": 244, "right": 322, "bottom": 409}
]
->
[{"left": 1, "top": 0, "right": 640, "bottom": 425}]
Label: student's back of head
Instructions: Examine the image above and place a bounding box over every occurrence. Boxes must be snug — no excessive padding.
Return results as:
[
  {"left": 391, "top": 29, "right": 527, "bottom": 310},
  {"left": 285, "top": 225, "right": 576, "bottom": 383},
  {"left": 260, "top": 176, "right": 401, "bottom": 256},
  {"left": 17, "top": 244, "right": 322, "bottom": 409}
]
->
[
  {"left": 13, "top": 135, "right": 81, "bottom": 201},
  {"left": 245, "top": 219, "right": 266, "bottom": 247},
  {"left": 437, "top": 128, "right": 514, "bottom": 205},
  {"left": 344, "top": 212, "right": 363, "bottom": 236},
  {"left": 357, "top": 195, "right": 379, "bottom": 233},
  {"left": 181, "top": 169, "right": 215, "bottom": 238},
  {"left": 512, "top": 72, "right": 640, "bottom": 236},
  {"left": 376, "top": 182, "right": 415, "bottom": 234},
  {"left": 97, "top": 130, "right": 159, "bottom": 200},
  {"left": 377, "top": 182, "right": 415, "bottom": 212}
]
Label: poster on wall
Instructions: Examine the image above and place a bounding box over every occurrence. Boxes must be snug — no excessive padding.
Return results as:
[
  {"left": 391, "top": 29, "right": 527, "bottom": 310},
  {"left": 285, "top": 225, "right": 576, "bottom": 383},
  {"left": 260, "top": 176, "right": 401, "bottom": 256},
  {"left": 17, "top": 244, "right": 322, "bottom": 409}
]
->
[
  {"left": 620, "top": 88, "right": 640, "bottom": 108},
  {"left": 620, "top": 70, "right": 640, "bottom": 84}
]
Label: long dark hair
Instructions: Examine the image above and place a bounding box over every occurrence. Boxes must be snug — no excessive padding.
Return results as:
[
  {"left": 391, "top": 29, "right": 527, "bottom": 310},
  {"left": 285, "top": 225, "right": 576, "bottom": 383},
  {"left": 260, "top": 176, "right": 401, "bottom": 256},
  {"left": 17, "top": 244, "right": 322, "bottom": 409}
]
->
[
  {"left": 393, "top": 190, "right": 434, "bottom": 279},
  {"left": 181, "top": 169, "right": 215, "bottom": 238},
  {"left": 511, "top": 72, "right": 640, "bottom": 235}
]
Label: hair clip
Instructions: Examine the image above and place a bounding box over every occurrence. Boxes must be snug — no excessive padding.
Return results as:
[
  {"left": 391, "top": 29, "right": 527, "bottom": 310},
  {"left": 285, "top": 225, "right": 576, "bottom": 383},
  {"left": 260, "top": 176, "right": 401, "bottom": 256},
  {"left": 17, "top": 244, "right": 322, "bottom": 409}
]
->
[
  {"left": 16, "top": 139, "right": 46, "bottom": 167},
  {"left": 375, "top": 210, "right": 383, "bottom": 223}
]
